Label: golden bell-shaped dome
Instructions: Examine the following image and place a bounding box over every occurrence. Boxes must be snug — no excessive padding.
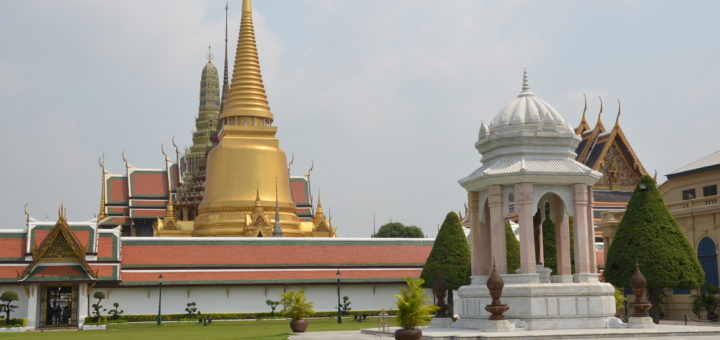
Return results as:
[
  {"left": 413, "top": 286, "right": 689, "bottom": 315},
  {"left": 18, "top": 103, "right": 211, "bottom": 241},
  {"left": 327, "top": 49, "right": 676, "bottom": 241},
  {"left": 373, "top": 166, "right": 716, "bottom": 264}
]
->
[{"left": 194, "top": 0, "right": 301, "bottom": 236}]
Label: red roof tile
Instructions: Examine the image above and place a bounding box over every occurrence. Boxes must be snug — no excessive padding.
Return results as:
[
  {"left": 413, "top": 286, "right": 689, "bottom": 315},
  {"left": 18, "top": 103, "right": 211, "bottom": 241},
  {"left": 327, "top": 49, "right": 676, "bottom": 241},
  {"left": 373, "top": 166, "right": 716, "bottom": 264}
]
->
[{"left": 121, "top": 242, "right": 432, "bottom": 267}]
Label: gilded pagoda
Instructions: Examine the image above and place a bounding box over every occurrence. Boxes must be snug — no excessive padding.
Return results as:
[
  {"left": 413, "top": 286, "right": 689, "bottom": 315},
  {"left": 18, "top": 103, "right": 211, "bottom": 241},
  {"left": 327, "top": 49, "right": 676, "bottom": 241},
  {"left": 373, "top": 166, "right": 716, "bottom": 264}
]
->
[{"left": 96, "top": 0, "right": 335, "bottom": 238}]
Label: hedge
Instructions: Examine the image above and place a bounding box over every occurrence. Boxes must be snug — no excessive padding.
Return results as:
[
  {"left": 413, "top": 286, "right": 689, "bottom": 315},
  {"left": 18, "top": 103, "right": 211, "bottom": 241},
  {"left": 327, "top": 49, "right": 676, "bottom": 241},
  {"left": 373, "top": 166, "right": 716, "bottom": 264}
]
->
[
  {"left": 0, "top": 318, "right": 28, "bottom": 327},
  {"left": 85, "top": 310, "right": 397, "bottom": 323}
]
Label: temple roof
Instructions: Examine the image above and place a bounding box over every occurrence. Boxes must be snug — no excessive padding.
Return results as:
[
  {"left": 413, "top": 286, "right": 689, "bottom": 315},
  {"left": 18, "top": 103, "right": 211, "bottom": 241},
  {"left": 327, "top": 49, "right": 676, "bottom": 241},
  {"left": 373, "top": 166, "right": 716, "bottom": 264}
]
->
[
  {"left": 573, "top": 100, "right": 646, "bottom": 190},
  {"left": 666, "top": 150, "right": 720, "bottom": 179}
]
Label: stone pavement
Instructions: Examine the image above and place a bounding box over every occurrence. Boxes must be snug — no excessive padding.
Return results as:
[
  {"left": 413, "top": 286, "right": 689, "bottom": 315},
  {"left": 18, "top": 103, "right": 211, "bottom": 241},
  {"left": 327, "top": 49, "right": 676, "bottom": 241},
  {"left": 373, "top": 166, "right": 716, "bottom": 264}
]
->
[
  {"left": 289, "top": 330, "right": 377, "bottom": 339},
  {"left": 290, "top": 331, "right": 720, "bottom": 340},
  {"left": 289, "top": 322, "right": 720, "bottom": 340}
]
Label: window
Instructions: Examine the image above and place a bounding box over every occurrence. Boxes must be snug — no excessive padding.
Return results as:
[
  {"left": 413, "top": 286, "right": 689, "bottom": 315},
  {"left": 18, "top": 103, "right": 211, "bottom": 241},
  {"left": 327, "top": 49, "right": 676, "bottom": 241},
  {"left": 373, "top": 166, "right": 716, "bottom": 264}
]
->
[
  {"left": 703, "top": 185, "right": 717, "bottom": 197},
  {"left": 682, "top": 189, "right": 696, "bottom": 200}
]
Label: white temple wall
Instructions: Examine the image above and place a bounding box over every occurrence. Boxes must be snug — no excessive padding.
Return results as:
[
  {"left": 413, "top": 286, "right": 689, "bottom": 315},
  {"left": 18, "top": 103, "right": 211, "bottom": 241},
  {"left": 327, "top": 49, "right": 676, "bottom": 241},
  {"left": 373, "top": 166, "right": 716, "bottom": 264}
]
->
[
  {"left": 90, "top": 283, "right": 403, "bottom": 315},
  {"left": 0, "top": 285, "right": 29, "bottom": 320}
]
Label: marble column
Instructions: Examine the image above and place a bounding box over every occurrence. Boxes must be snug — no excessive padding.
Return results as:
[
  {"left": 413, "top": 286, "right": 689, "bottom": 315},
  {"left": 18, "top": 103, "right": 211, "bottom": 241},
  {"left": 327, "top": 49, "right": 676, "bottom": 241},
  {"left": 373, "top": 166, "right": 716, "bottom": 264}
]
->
[
  {"left": 488, "top": 185, "right": 507, "bottom": 274},
  {"left": 572, "top": 184, "right": 592, "bottom": 275},
  {"left": 469, "top": 191, "right": 489, "bottom": 276},
  {"left": 515, "top": 183, "right": 536, "bottom": 273},
  {"left": 554, "top": 196, "right": 572, "bottom": 276},
  {"left": 587, "top": 187, "right": 597, "bottom": 273}
]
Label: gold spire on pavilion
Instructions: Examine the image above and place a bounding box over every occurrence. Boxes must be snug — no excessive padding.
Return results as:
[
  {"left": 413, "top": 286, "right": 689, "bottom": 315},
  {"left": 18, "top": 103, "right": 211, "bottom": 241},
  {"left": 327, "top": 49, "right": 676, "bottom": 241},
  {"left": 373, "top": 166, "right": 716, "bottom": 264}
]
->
[
  {"left": 220, "top": 0, "right": 273, "bottom": 122},
  {"left": 195, "top": 0, "right": 304, "bottom": 237}
]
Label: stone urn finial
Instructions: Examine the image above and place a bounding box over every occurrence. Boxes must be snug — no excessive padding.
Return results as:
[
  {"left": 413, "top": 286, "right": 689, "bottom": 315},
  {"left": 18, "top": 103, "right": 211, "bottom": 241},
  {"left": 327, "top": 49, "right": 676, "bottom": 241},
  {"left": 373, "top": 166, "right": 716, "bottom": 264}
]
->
[
  {"left": 629, "top": 261, "right": 652, "bottom": 317},
  {"left": 485, "top": 261, "right": 509, "bottom": 320},
  {"left": 433, "top": 273, "right": 450, "bottom": 317}
]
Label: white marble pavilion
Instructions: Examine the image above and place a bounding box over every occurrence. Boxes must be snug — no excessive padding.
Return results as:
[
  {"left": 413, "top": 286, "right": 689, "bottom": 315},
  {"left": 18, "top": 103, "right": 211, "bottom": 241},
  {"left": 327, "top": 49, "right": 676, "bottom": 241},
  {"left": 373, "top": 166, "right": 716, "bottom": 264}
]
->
[{"left": 456, "top": 70, "right": 616, "bottom": 330}]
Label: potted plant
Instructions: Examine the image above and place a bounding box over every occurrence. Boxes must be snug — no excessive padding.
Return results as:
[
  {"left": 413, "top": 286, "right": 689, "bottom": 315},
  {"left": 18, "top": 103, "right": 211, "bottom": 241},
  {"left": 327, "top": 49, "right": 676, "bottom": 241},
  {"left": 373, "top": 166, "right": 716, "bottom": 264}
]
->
[
  {"left": 394, "top": 278, "right": 437, "bottom": 340},
  {"left": 280, "top": 289, "right": 314, "bottom": 332},
  {"left": 692, "top": 285, "right": 719, "bottom": 321}
]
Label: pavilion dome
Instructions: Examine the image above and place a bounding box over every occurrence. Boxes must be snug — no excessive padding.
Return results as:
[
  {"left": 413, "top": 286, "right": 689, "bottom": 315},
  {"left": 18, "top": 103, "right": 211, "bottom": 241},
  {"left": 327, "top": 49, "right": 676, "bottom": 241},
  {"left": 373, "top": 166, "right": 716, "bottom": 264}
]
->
[{"left": 488, "top": 70, "right": 570, "bottom": 132}]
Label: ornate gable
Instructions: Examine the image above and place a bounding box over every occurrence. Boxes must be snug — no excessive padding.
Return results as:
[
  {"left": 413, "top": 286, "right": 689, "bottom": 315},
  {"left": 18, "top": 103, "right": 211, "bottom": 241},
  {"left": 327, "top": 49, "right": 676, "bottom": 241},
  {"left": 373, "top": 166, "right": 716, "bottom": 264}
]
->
[
  {"left": 19, "top": 209, "right": 96, "bottom": 282},
  {"left": 574, "top": 100, "right": 647, "bottom": 190},
  {"left": 591, "top": 125, "right": 647, "bottom": 190}
]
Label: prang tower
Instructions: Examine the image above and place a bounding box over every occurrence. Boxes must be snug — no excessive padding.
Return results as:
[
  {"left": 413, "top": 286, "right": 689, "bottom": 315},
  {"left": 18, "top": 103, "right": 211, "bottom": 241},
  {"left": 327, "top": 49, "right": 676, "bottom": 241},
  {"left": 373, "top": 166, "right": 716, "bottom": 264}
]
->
[{"left": 194, "top": 0, "right": 301, "bottom": 236}]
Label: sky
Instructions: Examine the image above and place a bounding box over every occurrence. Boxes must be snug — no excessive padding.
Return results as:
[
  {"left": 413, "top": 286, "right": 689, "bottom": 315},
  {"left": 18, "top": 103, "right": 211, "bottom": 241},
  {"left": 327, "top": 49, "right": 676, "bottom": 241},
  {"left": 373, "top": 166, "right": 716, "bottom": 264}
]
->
[{"left": 1, "top": 0, "right": 719, "bottom": 237}]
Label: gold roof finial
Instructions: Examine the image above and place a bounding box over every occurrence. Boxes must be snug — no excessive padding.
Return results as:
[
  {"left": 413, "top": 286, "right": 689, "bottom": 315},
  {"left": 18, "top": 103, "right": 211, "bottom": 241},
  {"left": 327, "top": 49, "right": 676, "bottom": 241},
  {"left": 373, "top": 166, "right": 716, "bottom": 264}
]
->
[
  {"left": 581, "top": 93, "right": 588, "bottom": 122},
  {"left": 206, "top": 45, "right": 214, "bottom": 62},
  {"left": 255, "top": 181, "right": 261, "bottom": 206},
  {"left": 305, "top": 160, "right": 314, "bottom": 178},
  {"left": 317, "top": 189, "right": 322, "bottom": 210},
  {"left": 58, "top": 201, "right": 66, "bottom": 221},
  {"left": 614, "top": 98, "right": 621, "bottom": 128},
  {"left": 24, "top": 203, "right": 30, "bottom": 225},
  {"left": 221, "top": 0, "right": 273, "bottom": 122},
  {"left": 596, "top": 96, "right": 604, "bottom": 128}
]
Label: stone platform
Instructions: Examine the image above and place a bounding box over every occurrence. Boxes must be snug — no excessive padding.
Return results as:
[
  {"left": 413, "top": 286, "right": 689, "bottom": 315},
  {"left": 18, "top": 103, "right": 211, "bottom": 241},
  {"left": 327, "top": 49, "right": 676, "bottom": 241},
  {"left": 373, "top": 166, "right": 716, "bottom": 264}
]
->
[
  {"left": 361, "top": 325, "right": 720, "bottom": 339},
  {"left": 456, "top": 274, "right": 616, "bottom": 330}
]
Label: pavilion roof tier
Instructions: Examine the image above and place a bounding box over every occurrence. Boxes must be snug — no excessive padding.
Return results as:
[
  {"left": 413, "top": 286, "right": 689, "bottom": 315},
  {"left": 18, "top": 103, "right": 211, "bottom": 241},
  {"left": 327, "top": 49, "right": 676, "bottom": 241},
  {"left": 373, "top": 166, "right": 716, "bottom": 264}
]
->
[{"left": 460, "top": 70, "right": 601, "bottom": 191}]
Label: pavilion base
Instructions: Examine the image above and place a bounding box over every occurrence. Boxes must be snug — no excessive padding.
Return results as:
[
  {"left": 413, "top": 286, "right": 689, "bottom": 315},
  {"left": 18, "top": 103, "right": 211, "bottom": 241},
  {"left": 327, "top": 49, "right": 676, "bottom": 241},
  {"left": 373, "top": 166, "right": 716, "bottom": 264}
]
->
[
  {"left": 627, "top": 316, "right": 655, "bottom": 328},
  {"left": 453, "top": 319, "right": 515, "bottom": 332},
  {"left": 361, "top": 325, "right": 720, "bottom": 339},
  {"left": 429, "top": 317, "right": 454, "bottom": 328},
  {"left": 455, "top": 274, "right": 615, "bottom": 331}
]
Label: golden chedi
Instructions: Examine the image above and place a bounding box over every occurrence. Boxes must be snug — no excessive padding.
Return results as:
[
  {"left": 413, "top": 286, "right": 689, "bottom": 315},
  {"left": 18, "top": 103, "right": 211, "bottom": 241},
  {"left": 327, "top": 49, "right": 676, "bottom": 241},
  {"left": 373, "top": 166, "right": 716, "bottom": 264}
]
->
[{"left": 194, "top": 0, "right": 301, "bottom": 236}]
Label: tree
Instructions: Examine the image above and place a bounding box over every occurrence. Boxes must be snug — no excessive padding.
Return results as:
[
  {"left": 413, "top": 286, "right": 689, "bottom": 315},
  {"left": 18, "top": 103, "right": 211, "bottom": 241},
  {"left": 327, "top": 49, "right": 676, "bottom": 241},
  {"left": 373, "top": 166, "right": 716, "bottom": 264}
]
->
[
  {"left": 108, "top": 302, "right": 124, "bottom": 320},
  {"left": 339, "top": 296, "right": 352, "bottom": 315},
  {"left": 185, "top": 302, "right": 198, "bottom": 318},
  {"left": 0, "top": 291, "right": 19, "bottom": 321},
  {"left": 604, "top": 175, "right": 704, "bottom": 323},
  {"left": 539, "top": 205, "right": 574, "bottom": 275},
  {"left": 505, "top": 221, "right": 520, "bottom": 274},
  {"left": 373, "top": 222, "right": 424, "bottom": 238},
  {"left": 421, "top": 212, "right": 471, "bottom": 308},
  {"left": 92, "top": 291, "right": 106, "bottom": 318},
  {"left": 265, "top": 299, "right": 280, "bottom": 317}
]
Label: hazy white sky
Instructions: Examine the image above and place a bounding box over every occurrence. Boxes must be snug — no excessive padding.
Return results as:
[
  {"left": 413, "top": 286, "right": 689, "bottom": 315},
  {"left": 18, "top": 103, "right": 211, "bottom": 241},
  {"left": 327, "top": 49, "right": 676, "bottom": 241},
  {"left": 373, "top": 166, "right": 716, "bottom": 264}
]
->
[{"left": 1, "top": 0, "right": 719, "bottom": 237}]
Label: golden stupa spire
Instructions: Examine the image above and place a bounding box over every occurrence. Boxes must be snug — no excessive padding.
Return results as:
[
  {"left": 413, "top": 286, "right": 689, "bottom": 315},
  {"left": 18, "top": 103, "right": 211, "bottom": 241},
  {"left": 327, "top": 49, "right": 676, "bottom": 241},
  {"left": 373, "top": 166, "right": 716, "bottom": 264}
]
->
[
  {"left": 97, "top": 155, "right": 107, "bottom": 223},
  {"left": 313, "top": 190, "right": 325, "bottom": 224},
  {"left": 221, "top": 0, "right": 273, "bottom": 123}
]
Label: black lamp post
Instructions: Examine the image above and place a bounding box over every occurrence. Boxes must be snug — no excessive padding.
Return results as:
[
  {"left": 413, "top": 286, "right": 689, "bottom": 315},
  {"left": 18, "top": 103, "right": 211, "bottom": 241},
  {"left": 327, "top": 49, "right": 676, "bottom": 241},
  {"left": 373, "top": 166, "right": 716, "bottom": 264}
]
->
[
  {"left": 336, "top": 269, "right": 342, "bottom": 324},
  {"left": 156, "top": 273, "right": 164, "bottom": 326}
]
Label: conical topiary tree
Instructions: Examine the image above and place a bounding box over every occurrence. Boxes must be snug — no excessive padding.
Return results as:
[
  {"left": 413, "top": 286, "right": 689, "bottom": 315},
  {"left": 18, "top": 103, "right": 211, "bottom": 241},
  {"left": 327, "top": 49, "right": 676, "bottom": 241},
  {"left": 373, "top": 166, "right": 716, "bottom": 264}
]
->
[
  {"left": 604, "top": 175, "right": 704, "bottom": 323},
  {"left": 421, "top": 212, "right": 471, "bottom": 307},
  {"left": 540, "top": 211, "right": 574, "bottom": 275},
  {"left": 505, "top": 220, "right": 520, "bottom": 274}
]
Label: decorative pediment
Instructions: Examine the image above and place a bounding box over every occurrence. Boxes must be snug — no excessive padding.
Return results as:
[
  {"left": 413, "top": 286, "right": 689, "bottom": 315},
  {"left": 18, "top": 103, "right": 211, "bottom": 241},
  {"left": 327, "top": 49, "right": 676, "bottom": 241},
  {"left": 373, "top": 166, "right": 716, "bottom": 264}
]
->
[
  {"left": 595, "top": 143, "right": 643, "bottom": 190},
  {"left": 19, "top": 209, "right": 96, "bottom": 282}
]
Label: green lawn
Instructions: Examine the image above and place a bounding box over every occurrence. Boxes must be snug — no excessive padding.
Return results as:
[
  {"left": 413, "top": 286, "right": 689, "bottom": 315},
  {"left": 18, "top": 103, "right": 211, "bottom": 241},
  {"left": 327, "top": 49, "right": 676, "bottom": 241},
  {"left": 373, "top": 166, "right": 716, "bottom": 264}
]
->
[{"left": 1, "top": 317, "right": 390, "bottom": 340}]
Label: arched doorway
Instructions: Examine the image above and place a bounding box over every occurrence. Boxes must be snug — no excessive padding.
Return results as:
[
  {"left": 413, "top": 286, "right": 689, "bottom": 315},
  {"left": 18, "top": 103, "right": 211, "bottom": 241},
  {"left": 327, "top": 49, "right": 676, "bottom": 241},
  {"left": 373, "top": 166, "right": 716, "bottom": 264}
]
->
[{"left": 698, "top": 237, "right": 719, "bottom": 288}]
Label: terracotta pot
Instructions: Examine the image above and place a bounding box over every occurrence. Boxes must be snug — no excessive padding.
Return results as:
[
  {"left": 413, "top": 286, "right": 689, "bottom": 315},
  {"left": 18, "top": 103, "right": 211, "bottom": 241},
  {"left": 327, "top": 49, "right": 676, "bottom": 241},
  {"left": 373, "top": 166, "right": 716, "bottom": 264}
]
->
[
  {"left": 290, "top": 319, "right": 309, "bottom": 332},
  {"left": 394, "top": 328, "right": 422, "bottom": 340}
]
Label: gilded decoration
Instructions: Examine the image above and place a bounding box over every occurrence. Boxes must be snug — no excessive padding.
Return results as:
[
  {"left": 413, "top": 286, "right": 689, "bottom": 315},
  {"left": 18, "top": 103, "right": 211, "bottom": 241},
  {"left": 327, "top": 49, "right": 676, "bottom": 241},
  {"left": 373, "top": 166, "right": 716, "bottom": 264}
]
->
[
  {"left": 596, "top": 144, "right": 640, "bottom": 190},
  {"left": 20, "top": 208, "right": 95, "bottom": 282}
]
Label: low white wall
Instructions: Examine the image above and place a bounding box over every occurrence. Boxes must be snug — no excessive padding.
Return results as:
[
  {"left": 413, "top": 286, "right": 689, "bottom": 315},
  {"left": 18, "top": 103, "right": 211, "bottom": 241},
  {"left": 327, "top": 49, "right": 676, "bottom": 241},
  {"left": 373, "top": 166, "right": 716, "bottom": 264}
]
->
[{"left": 92, "top": 283, "right": 404, "bottom": 316}]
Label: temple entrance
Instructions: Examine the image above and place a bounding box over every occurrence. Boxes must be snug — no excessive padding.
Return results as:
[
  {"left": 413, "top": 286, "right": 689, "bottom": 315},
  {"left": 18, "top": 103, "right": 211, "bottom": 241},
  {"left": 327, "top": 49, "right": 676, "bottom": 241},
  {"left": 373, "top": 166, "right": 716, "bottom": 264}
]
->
[{"left": 39, "top": 285, "right": 78, "bottom": 328}]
